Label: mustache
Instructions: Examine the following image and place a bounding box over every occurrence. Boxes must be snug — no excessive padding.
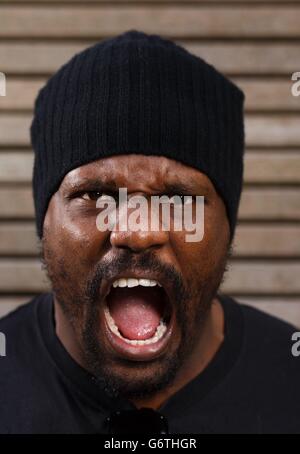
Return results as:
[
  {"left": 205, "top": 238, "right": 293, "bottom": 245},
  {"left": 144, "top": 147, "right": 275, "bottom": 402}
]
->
[{"left": 85, "top": 249, "right": 189, "bottom": 310}]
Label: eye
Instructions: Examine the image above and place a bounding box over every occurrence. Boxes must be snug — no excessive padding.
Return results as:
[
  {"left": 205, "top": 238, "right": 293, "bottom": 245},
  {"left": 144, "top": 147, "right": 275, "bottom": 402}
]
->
[
  {"left": 168, "top": 195, "right": 194, "bottom": 205},
  {"left": 81, "top": 191, "right": 103, "bottom": 201}
]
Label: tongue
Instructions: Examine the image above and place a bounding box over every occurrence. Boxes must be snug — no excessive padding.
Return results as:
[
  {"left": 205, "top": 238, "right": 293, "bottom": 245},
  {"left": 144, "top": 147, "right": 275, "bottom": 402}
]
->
[{"left": 107, "top": 286, "right": 165, "bottom": 340}]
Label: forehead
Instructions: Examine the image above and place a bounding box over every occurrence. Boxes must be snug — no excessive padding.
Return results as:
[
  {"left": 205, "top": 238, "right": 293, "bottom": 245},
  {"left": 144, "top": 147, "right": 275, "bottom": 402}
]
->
[{"left": 62, "top": 154, "right": 215, "bottom": 193}]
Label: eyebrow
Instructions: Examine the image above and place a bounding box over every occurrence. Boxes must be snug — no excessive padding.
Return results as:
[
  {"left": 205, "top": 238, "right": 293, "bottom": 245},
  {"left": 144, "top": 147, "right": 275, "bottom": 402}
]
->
[
  {"left": 65, "top": 178, "right": 206, "bottom": 194},
  {"left": 65, "top": 178, "right": 118, "bottom": 192},
  {"left": 162, "top": 182, "right": 204, "bottom": 194}
]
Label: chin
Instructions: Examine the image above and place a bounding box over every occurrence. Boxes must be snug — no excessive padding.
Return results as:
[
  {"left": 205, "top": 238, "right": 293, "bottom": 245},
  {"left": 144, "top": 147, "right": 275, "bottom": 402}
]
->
[{"left": 81, "top": 313, "right": 187, "bottom": 400}]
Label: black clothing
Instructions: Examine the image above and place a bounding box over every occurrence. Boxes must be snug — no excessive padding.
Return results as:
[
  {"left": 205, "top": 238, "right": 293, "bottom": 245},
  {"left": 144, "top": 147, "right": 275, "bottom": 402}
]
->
[{"left": 0, "top": 292, "right": 299, "bottom": 434}]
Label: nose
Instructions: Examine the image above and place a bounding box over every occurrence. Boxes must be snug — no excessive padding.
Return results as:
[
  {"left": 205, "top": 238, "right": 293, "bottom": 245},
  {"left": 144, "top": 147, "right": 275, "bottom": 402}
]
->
[
  {"left": 110, "top": 228, "right": 169, "bottom": 252},
  {"left": 109, "top": 197, "right": 169, "bottom": 252}
]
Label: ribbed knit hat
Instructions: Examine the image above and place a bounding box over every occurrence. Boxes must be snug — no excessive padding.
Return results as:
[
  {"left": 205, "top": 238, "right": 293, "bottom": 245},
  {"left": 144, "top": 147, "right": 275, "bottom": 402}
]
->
[{"left": 31, "top": 29, "right": 245, "bottom": 241}]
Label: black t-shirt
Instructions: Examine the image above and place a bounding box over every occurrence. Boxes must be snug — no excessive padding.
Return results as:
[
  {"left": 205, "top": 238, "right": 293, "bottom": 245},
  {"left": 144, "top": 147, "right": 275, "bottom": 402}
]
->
[{"left": 0, "top": 292, "right": 299, "bottom": 434}]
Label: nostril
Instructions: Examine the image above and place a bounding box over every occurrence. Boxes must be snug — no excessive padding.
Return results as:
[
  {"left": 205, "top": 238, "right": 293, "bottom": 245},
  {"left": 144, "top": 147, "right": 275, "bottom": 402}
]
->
[{"left": 110, "top": 228, "right": 169, "bottom": 252}]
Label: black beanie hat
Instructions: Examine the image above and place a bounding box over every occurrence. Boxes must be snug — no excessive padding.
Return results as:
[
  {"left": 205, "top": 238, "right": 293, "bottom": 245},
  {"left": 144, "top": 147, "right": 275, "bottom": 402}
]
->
[{"left": 31, "top": 29, "right": 245, "bottom": 240}]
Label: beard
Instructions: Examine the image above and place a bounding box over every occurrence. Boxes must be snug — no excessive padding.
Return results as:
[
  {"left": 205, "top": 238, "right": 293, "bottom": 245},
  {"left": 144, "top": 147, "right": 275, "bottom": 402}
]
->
[{"left": 41, "top": 235, "right": 231, "bottom": 401}]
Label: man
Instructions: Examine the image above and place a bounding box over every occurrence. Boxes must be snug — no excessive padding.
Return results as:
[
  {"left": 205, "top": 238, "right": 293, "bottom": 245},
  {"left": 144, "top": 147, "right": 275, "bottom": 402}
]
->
[{"left": 0, "top": 30, "right": 299, "bottom": 434}]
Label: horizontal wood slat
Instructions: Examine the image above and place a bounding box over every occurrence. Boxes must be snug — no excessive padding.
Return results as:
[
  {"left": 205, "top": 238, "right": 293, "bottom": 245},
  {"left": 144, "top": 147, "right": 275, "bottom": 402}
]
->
[
  {"left": 244, "top": 152, "right": 300, "bottom": 183},
  {"left": 0, "top": 79, "right": 45, "bottom": 111},
  {"left": 1, "top": 151, "right": 299, "bottom": 184},
  {"left": 1, "top": 222, "right": 300, "bottom": 257},
  {"left": 246, "top": 116, "right": 300, "bottom": 147},
  {"left": 233, "top": 224, "right": 300, "bottom": 256},
  {"left": 0, "top": 259, "right": 299, "bottom": 294},
  {"left": 222, "top": 261, "right": 300, "bottom": 294},
  {"left": 0, "top": 152, "right": 33, "bottom": 183},
  {"left": 7, "top": 1, "right": 300, "bottom": 3},
  {"left": 1, "top": 6, "right": 300, "bottom": 39},
  {"left": 0, "top": 223, "right": 38, "bottom": 255},
  {"left": 1, "top": 42, "right": 299, "bottom": 76},
  {"left": 0, "top": 259, "right": 49, "bottom": 292},
  {"left": 1, "top": 114, "right": 300, "bottom": 147},
  {"left": 233, "top": 79, "right": 300, "bottom": 112},
  {"left": 1, "top": 78, "right": 299, "bottom": 112},
  {"left": 0, "top": 188, "right": 34, "bottom": 218},
  {"left": 0, "top": 114, "right": 31, "bottom": 146},
  {"left": 239, "top": 189, "right": 300, "bottom": 220},
  {"left": 0, "top": 297, "right": 34, "bottom": 320},
  {"left": 233, "top": 298, "right": 300, "bottom": 327},
  {"left": 0, "top": 187, "right": 299, "bottom": 220}
]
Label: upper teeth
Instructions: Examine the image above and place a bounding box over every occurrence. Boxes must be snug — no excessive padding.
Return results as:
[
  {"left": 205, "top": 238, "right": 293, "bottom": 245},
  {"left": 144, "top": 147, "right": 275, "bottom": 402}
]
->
[{"left": 112, "top": 278, "right": 162, "bottom": 288}]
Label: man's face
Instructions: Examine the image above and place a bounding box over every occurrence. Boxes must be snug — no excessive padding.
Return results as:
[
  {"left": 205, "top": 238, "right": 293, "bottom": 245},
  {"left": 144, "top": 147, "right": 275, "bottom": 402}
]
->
[{"left": 42, "top": 154, "right": 230, "bottom": 399}]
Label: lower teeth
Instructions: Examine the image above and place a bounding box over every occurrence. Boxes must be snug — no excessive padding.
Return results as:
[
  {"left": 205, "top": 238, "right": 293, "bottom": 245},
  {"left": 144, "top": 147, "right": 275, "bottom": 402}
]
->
[{"left": 104, "top": 305, "right": 167, "bottom": 345}]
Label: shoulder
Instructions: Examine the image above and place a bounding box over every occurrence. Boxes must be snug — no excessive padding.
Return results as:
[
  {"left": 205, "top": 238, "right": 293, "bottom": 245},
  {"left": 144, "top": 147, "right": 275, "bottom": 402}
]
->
[
  {"left": 222, "top": 294, "right": 300, "bottom": 378},
  {"left": 218, "top": 295, "right": 300, "bottom": 432},
  {"left": 238, "top": 298, "right": 298, "bottom": 345},
  {"left": 0, "top": 293, "right": 51, "bottom": 362},
  {"left": 0, "top": 296, "right": 40, "bottom": 336},
  {"left": 0, "top": 294, "right": 56, "bottom": 433},
  {"left": 221, "top": 293, "right": 297, "bottom": 338},
  {"left": 0, "top": 293, "right": 52, "bottom": 385}
]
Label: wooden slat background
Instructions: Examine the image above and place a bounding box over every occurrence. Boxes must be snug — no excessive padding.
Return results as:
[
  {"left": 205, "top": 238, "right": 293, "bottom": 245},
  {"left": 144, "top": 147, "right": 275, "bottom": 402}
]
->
[{"left": 0, "top": 0, "right": 300, "bottom": 326}]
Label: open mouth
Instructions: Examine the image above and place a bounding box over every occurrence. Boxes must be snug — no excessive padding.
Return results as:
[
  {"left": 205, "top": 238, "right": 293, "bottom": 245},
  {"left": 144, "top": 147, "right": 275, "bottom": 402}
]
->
[{"left": 102, "top": 277, "right": 175, "bottom": 361}]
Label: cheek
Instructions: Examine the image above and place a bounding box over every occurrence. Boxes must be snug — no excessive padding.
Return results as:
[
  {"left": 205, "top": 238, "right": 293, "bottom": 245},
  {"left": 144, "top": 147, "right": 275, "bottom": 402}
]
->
[
  {"left": 57, "top": 226, "right": 107, "bottom": 273},
  {"left": 203, "top": 199, "right": 230, "bottom": 258},
  {"left": 44, "top": 200, "right": 107, "bottom": 272},
  {"left": 170, "top": 201, "right": 229, "bottom": 282}
]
